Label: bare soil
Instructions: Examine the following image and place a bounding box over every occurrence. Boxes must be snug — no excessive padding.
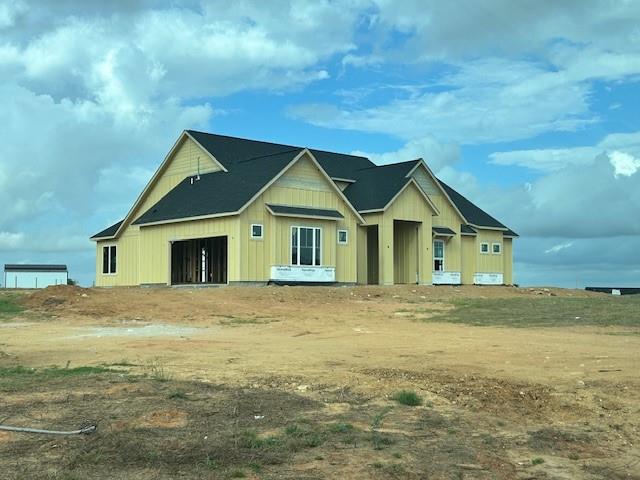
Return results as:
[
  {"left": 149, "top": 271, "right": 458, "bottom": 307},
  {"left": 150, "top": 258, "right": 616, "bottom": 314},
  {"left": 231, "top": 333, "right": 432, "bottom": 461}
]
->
[{"left": 0, "top": 285, "right": 638, "bottom": 479}]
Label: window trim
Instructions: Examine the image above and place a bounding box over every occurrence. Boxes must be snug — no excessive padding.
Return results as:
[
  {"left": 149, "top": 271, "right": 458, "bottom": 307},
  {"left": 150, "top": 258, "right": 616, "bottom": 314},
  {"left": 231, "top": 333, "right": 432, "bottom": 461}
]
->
[
  {"left": 337, "top": 229, "right": 348, "bottom": 245},
  {"left": 480, "top": 242, "right": 490, "bottom": 254},
  {"left": 291, "top": 226, "right": 322, "bottom": 266},
  {"left": 250, "top": 223, "right": 263, "bottom": 240},
  {"left": 492, "top": 242, "right": 502, "bottom": 255},
  {"left": 102, "top": 244, "right": 117, "bottom": 275},
  {"left": 433, "top": 239, "right": 445, "bottom": 272}
]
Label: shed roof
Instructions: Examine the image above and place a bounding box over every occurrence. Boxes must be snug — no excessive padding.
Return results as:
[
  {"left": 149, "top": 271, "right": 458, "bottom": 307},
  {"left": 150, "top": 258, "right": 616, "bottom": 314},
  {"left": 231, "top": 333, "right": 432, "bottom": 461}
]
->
[
  {"left": 432, "top": 226, "right": 456, "bottom": 236},
  {"left": 4, "top": 264, "right": 67, "bottom": 272},
  {"left": 266, "top": 204, "right": 344, "bottom": 220}
]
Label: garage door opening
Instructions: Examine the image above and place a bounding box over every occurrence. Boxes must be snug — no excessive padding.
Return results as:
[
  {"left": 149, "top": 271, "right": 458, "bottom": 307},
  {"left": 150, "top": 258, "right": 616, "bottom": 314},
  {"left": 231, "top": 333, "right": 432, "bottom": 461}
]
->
[{"left": 170, "top": 236, "right": 227, "bottom": 285}]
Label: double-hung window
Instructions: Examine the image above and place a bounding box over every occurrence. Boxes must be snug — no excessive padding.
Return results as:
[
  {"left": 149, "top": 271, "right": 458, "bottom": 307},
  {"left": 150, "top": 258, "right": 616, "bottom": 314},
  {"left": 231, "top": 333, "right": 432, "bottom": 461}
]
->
[
  {"left": 291, "top": 227, "right": 321, "bottom": 266},
  {"left": 433, "top": 239, "right": 444, "bottom": 271},
  {"left": 102, "top": 245, "right": 117, "bottom": 274}
]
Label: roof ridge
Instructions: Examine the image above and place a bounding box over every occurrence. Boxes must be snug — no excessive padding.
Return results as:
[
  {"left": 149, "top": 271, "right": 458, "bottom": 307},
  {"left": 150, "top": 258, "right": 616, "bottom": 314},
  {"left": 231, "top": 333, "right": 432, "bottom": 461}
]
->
[
  {"left": 187, "top": 129, "right": 371, "bottom": 161},
  {"left": 236, "top": 147, "right": 303, "bottom": 164},
  {"left": 354, "top": 158, "right": 421, "bottom": 172}
]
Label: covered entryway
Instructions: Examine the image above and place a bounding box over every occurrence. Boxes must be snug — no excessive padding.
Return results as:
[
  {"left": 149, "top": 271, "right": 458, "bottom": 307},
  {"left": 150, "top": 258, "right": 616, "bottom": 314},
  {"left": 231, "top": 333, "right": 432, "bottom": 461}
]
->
[
  {"left": 170, "top": 236, "right": 227, "bottom": 285},
  {"left": 393, "top": 220, "right": 420, "bottom": 284}
]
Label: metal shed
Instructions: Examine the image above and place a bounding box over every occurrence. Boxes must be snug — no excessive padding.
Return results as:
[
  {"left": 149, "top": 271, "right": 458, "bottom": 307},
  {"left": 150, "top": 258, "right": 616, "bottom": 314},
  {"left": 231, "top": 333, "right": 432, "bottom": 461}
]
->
[{"left": 3, "top": 264, "right": 68, "bottom": 289}]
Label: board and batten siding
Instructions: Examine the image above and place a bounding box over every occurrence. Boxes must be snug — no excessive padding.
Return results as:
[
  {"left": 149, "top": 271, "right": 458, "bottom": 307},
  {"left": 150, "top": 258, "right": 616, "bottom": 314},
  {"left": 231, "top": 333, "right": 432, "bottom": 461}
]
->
[
  {"left": 475, "top": 229, "right": 505, "bottom": 274},
  {"left": 238, "top": 153, "right": 359, "bottom": 283},
  {"left": 503, "top": 238, "right": 513, "bottom": 284},
  {"left": 95, "top": 231, "right": 139, "bottom": 286}
]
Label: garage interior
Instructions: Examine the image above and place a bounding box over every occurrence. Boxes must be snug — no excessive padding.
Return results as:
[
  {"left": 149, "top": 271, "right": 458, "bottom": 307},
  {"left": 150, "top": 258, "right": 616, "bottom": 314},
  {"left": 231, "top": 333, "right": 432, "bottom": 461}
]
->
[{"left": 170, "top": 236, "right": 227, "bottom": 285}]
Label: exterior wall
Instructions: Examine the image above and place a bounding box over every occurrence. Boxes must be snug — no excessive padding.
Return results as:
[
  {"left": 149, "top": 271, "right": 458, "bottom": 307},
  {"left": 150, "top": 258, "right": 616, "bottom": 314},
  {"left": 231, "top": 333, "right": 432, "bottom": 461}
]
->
[
  {"left": 461, "top": 235, "right": 476, "bottom": 285},
  {"left": 475, "top": 229, "right": 505, "bottom": 274},
  {"left": 3, "top": 271, "right": 67, "bottom": 289},
  {"left": 503, "top": 237, "right": 514, "bottom": 284},
  {"left": 238, "top": 154, "right": 359, "bottom": 283},
  {"left": 95, "top": 230, "right": 140, "bottom": 286}
]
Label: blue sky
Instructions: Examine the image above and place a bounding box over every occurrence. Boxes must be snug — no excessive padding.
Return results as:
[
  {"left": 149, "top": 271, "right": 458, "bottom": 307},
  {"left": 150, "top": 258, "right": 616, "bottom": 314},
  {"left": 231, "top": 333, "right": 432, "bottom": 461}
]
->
[{"left": 0, "top": 0, "right": 639, "bottom": 287}]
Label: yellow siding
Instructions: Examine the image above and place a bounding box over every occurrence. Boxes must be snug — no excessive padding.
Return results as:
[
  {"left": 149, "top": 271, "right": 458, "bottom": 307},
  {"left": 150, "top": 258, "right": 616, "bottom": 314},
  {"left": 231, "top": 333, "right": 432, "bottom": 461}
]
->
[
  {"left": 503, "top": 238, "right": 513, "bottom": 284},
  {"left": 475, "top": 229, "right": 505, "bottom": 273},
  {"left": 131, "top": 137, "right": 221, "bottom": 222},
  {"left": 95, "top": 230, "right": 139, "bottom": 286},
  {"left": 138, "top": 216, "right": 239, "bottom": 285},
  {"left": 461, "top": 236, "right": 476, "bottom": 284},
  {"left": 238, "top": 153, "right": 360, "bottom": 282}
]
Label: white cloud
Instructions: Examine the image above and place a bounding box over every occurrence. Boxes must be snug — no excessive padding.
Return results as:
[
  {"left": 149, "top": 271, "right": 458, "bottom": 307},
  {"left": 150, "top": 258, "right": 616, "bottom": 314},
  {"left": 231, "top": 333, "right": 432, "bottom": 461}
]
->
[
  {"left": 352, "top": 136, "right": 460, "bottom": 171},
  {"left": 545, "top": 242, "right": 574, "bottom": 254},
  {"left": 289, "top": 58, "right": 596, "bottom": 144},
  {"left": 609, "top": 150, "right": 640, "bottom": 178},
  {"left": 490, "top": 131, "right": 640, "bottom": 173}
]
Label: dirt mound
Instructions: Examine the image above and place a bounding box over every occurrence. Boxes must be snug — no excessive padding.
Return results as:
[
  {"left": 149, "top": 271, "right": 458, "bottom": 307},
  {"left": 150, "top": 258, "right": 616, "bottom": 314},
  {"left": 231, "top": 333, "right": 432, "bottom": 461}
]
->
[{"left": 23, "top": 284, "right": 91, "bottom": 310}]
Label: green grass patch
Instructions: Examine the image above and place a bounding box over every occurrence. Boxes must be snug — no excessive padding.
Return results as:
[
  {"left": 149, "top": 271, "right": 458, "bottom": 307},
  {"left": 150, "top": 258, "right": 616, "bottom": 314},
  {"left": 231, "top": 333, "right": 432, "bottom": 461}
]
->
[
  {"left": 422, "top": 296, "right": 640, "bottom": 328},
  {"left": 0, "top": 365, "right": 114, "bottom": 378},
  {"left": 0, "top": 294, "right": 24, "bottom": 317},
  {"left": 532, "top": 457, "right": 545, "bottom": 465},
  {"left": 219, "top": 316, "right": 278, "bottom": 326},
  {"left": 391, "top": 390, "right": 422, "bottom": 406},
  {"left": 328, "top": 422, "right": 355, "bottom": 434}
]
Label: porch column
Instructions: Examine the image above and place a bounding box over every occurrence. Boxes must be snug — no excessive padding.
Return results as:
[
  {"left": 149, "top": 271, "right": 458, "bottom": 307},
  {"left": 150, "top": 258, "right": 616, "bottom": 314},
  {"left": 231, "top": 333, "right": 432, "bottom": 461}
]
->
[
  {"left": 418, "top": 223, "right": 432, "bottom": 285},
  {"left": 379, "top": 217, "right": 394, "bottom": 285}
]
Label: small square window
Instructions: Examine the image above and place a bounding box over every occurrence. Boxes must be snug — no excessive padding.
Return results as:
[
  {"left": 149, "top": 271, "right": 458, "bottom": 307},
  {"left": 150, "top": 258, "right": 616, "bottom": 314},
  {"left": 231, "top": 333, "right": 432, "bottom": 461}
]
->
[
  {"left": 251, "top": 224, "right": 263, "bottom": 239},
  {"left": 480, "top": 243, "right": 489, "bottom": 254},
  {"left": 338, "top": 229, "right": 348, "bottom": 245},
  {"left": 492, "top": 243, "right": 502, "bottom": 254}
]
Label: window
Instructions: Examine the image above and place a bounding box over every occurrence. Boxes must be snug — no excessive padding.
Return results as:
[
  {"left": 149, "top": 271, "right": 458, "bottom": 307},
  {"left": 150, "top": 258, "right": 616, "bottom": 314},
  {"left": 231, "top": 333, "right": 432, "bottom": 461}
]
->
[
  {"left": 480, "top": 242, "right": 489, "bottom": 254},
  {"left": 291, "top": 226, "right": 321, "bottom": 266},
  {"left": 337, "top": 229, "right": 348, "bottom": 245},
  {"left": 433, "top": 239, "right": 444, "bottom": 271},
  {"left": 102, "top": 245, "right": 117, "bottom": 274},
  {"left": 492, "top": 243, "right": 502, "bottom": 254},
  {"left": 251, "top": 224, "right": 263, "bottom": 239}
]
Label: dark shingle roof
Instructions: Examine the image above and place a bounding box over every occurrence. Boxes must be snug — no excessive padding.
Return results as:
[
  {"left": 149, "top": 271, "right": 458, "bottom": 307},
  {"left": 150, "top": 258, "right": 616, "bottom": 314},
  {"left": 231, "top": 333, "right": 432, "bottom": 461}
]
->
[
  {"left": 504, "top": 228, "right": 519, "bottom": 237},
  {"left": 343, "top": 160, "right": 420, "bottom": 211},
  {"left": 4, "top": 264, "right": 67, "bottom": 272},
  {"left": 93, "top": 131, "right": 516, "bottom": 236},
  {"left": 461, "top": 224, "right": 477, "bottom": 235},
  {"left": 266, "top": 204, "right": 343, "bottom": 219},
  {"left": 438, "top": 181, "right": 507, "bottom": 230},
  {"left": 134, "top": 149, "right": 301, "bottom": 225},
  {"left": 432, "top": 226, "right": 456, "bottom": 236},
  {"left": 187, "top": 130, "right": 373, "bottom": 177},
  {"left": 91, "top": 220, "right": 123, "bottom": 239}
]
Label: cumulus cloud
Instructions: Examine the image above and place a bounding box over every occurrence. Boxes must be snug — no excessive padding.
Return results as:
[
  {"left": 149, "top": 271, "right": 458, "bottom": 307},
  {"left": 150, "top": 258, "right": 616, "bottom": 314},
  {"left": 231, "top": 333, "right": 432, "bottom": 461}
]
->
[
  {"left": 352, "top": 136, "right": 460, "bottom": 171},
  {"left": 0, "top": 0, "right": 362, "bottom": 284},
  {"left": 289, "top": 58, "right": 596, "bottom": 144}
]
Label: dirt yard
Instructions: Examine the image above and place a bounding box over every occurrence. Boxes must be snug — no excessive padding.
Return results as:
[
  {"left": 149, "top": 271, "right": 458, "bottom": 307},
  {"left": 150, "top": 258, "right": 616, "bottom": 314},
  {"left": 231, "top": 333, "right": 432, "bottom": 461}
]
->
[{"left": 1, "top": 285, "right": 639, "bottom": 479}]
